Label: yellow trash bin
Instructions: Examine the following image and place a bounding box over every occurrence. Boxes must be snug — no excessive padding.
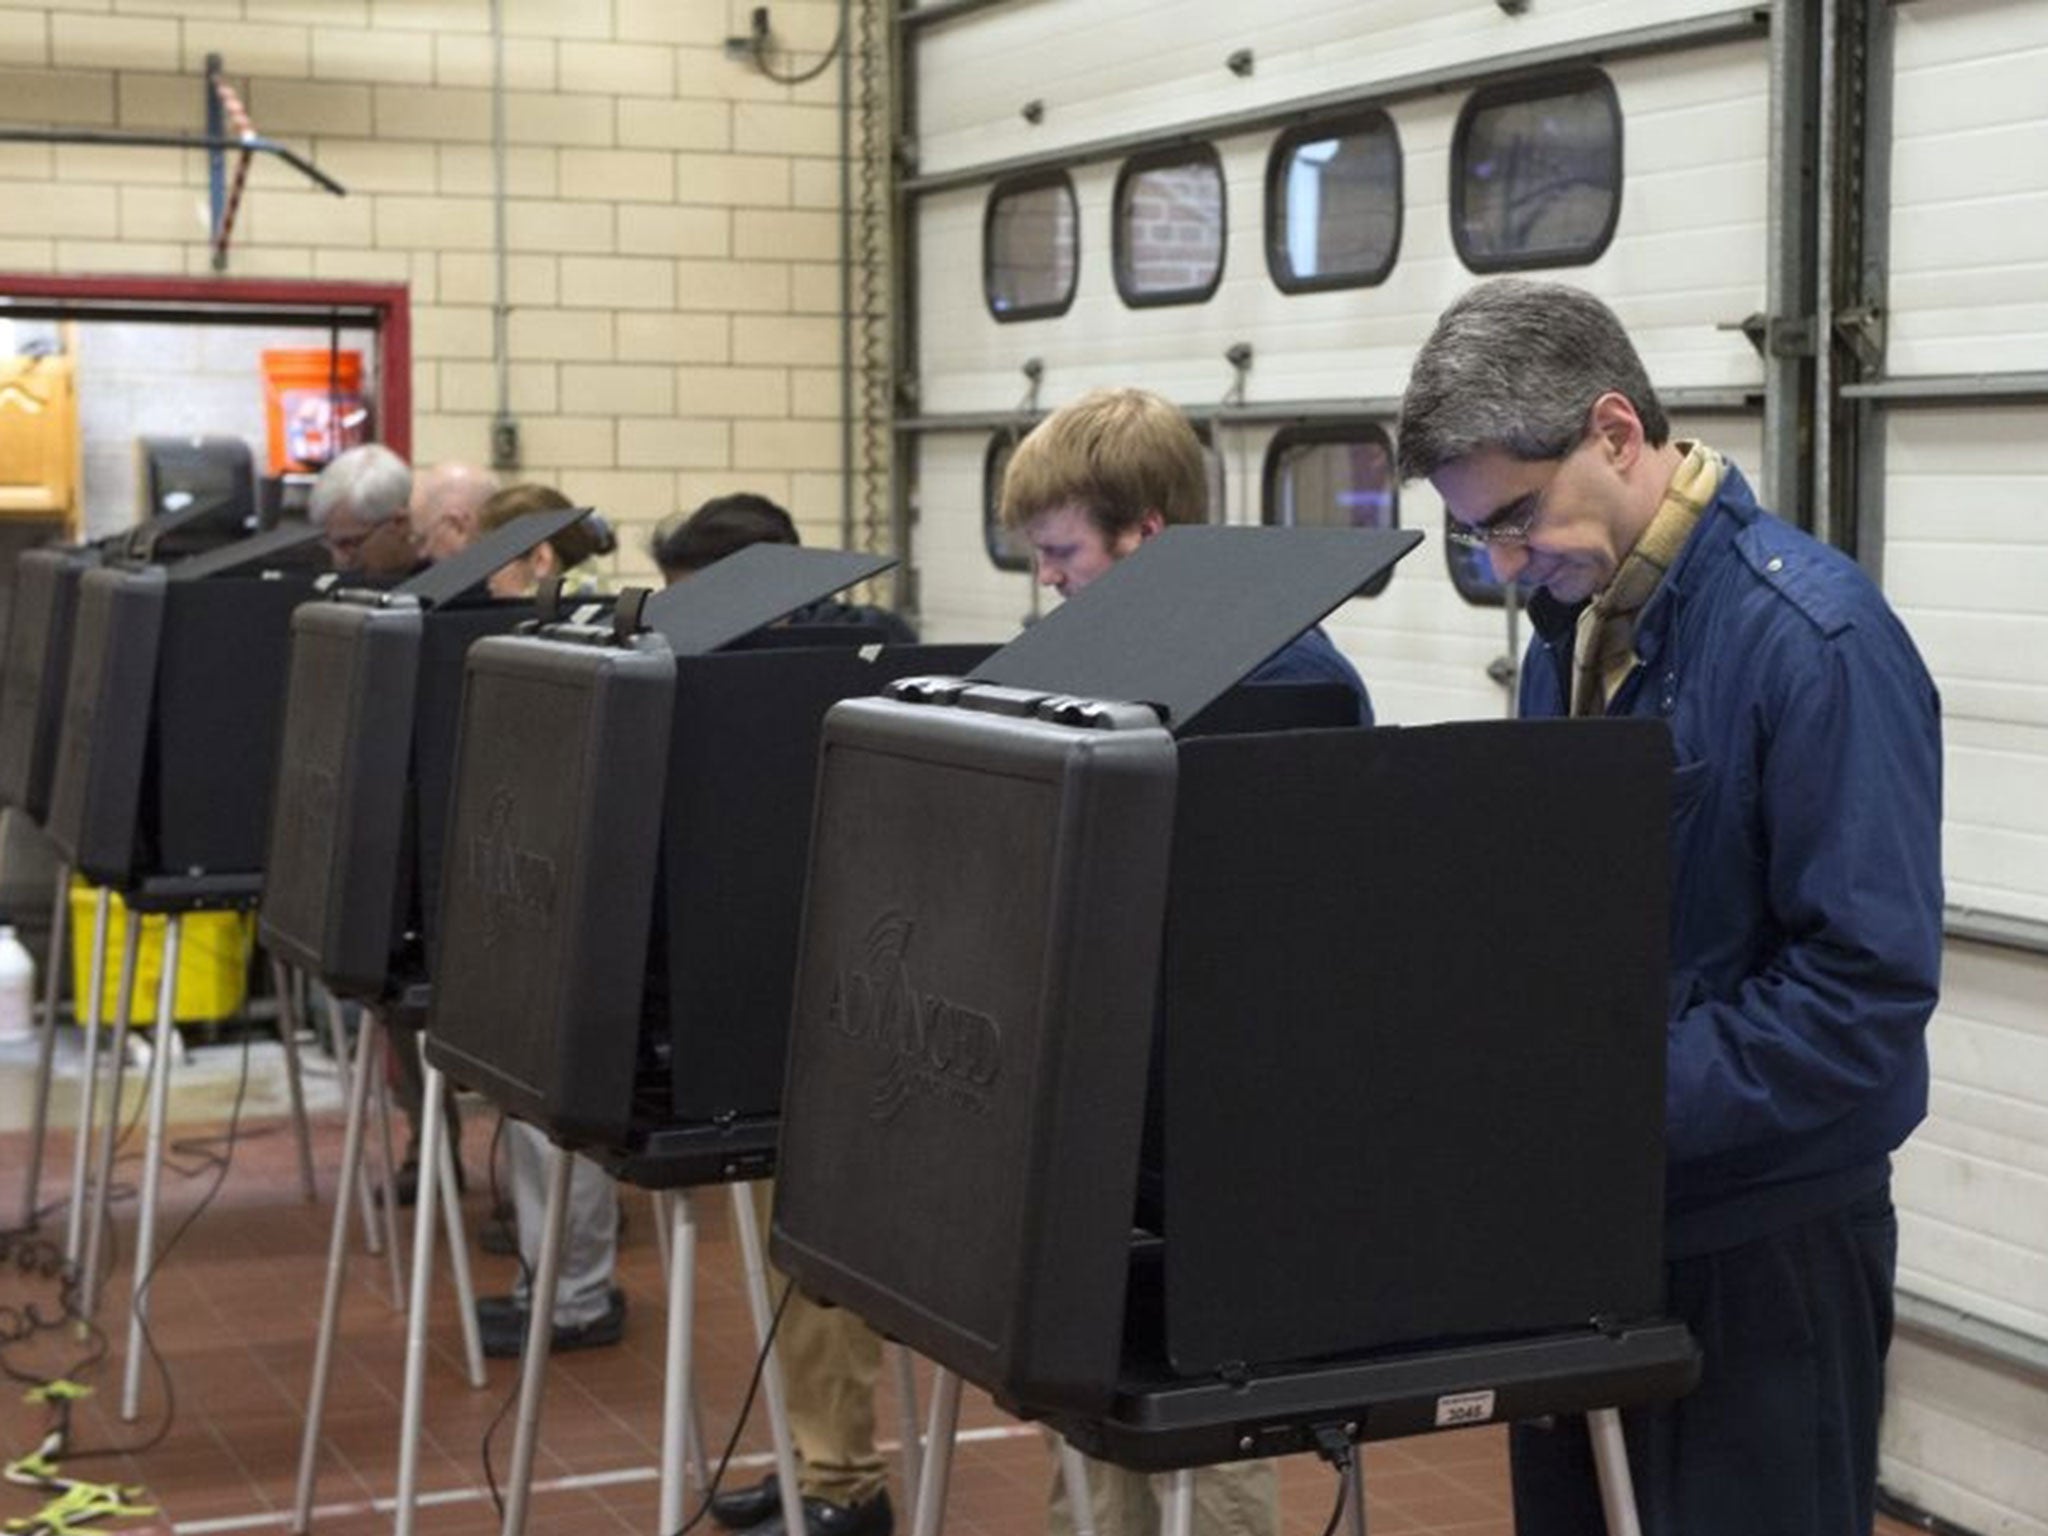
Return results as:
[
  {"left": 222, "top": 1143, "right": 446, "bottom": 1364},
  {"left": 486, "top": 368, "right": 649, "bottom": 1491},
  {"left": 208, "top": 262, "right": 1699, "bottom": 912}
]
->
[{"left": 67, "top": 880, "right": 255, "bottom": 1027}]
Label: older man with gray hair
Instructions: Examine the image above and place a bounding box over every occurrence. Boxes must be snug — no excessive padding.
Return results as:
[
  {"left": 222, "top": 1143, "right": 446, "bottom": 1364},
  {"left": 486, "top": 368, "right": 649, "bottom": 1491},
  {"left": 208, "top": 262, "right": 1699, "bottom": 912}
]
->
[
  {"left": 408, "top": 461, "right": 498, "bottom": 562},
  {"left": 308, "top": 442, "right": 416, "bottom": 576}
]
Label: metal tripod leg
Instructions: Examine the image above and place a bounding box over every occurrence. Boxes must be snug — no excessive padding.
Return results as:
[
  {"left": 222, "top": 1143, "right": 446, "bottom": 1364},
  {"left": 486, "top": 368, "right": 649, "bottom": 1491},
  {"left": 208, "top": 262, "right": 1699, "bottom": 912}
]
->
[
  {"left": 63, "top": 887, "right": 112, "bottom": 1265},
  {"left": 659, "top": 1191, "right": 698, "bottom": 1533},
  {"left": 652, "top": 1189, "right": 712, "bottom": 1494},
  {"left": 1343, "top": 1452, "right": 1367, "bottom": 1536},
  {"left": 1588, "top": 1408, "right": 1643, "bottom": 1536},
  {"left": 272, "top": 959, "right": 317, "bottom": 1203},
  {"left": 891, "top": 1345, "right": 924, "bottom": 1529},
  {"left": 907, "top": 1367, "right": 960, "bottom": 1536},
  {"left": 21, "top": 860, "right": 71, "bottom": 1230},
  {"left": 653, "top": 1187, "right": 672, "bottom": 1280},
  {"left": 370, "top": 1024, "right": 404, "bottom": 1305},
  {"left": 501, "top": 1140, "right": 572, "bottom": 1536},
  {"left": 1160, "top": 1470, "right": 1194, "bottom": 1536},
  {"left": 731, "top": 1182, "right": 805, "bottom": 1536},
  {"left": 391, "top": 1056, "right": 450, "bottom": 1536},
  {"left": 121, "top": 913, "right": 181, "bottom": 1423},
  {"left": 436, "top": 1103, "right": 486, "bottom": 1389},
  {"left": 79, "top": 907, "right": 140, "bottom": 1319},
  {"left": 329, "top": 1002, "right": 382, "bottom": 1261},
  {"left": 291, "top": 1009, "right": 382, "bottom": 1534},
  {"left": 1056, "top": 1442, "right": 1096, "bottom": 1536}
]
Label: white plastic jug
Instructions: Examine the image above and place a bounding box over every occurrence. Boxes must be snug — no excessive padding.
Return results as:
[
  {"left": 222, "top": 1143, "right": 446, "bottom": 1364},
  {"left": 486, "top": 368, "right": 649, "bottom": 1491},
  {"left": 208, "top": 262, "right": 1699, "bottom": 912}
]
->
[{"left": 0, "top": 924, "right": 34, "bottom": 1042}]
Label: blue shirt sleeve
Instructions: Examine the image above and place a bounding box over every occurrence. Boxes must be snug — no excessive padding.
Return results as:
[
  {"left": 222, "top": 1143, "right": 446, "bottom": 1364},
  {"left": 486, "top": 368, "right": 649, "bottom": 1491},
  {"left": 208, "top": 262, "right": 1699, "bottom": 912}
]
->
[{"left": 1245, "top": 625, "right": 1374, "bottom": 725}]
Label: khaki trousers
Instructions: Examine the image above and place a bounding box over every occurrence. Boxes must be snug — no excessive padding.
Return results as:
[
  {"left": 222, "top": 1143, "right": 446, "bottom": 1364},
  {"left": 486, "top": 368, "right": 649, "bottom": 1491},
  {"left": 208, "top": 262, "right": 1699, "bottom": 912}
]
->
[
  {"left": 754, "top": 1180, "right": 888, "bottom": 1505},
  {"left": 1046, "top": 1453, "right": 1277, "bottom": 1536}
]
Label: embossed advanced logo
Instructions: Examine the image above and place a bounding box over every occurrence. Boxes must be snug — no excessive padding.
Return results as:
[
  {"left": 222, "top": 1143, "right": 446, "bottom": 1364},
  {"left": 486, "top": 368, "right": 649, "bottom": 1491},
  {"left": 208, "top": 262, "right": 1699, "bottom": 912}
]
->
[
  {"left": 823, "top": 912, "right": 1004, "bottom": 1122},
  {"left": 465, "top": 783, "right": 558, "bottom": 948}
]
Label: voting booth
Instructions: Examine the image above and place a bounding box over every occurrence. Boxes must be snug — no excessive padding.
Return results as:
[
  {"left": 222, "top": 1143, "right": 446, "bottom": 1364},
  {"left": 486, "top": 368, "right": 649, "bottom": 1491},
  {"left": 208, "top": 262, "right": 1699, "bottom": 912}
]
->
[
  {"left": 769, "top": 528, "right": 1696, "bottom": 1498},
  {"left": 0, "top": 502, "right": 244, "bottom": 826},
  {"left": 44, "top": 524, "right": 328, "bottom": 905},
  {"left": 425, "top": 543, "right": 993, "bottom": 1182},
  {"left": 258, "top": 506, "right": 592, "bottom": 1004}
]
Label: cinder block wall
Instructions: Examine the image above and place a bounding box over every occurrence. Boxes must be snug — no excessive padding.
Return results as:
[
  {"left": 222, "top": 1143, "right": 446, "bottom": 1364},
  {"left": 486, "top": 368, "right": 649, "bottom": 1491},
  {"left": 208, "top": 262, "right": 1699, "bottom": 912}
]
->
[{"left": 0, "top": 0, "right": 860, "bottom": 579}]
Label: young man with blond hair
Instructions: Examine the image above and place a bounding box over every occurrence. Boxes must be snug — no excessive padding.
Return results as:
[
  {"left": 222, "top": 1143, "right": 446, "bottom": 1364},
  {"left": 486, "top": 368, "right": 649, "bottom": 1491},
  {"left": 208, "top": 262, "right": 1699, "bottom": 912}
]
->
[
  {"left": 1002, "top": 387, "right": 1374, "bottom": 1536},
  {"left": 1002, "top": 386, "right": 1372, "bottom": 716}
]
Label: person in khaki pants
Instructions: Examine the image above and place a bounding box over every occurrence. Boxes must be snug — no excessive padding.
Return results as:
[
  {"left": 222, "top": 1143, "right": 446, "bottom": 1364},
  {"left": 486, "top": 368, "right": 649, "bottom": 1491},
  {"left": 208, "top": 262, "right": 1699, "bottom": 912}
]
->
[
  {"left": 706, "top": 1180, "right": 892, "bottom": 1536},
  {"left": 994, "top": 387, "right": 1372, "bottom": 1536},
  {"left": 653, "top": 496, "right": 905, "bottom": 1536}
]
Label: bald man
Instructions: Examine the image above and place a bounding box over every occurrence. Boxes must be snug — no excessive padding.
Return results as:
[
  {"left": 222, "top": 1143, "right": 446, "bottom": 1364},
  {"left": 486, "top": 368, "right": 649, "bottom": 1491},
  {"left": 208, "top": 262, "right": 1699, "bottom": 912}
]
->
[{"left": 408, "top": 462, "right": 499, "bottom": 562}]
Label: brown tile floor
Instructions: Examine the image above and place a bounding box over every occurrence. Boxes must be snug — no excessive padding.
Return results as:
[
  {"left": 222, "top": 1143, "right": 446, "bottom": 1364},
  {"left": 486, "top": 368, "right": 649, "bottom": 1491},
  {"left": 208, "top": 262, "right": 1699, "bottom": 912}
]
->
[{"left": 1, "top": 1040, "right": 1922, "bottom": 1536}]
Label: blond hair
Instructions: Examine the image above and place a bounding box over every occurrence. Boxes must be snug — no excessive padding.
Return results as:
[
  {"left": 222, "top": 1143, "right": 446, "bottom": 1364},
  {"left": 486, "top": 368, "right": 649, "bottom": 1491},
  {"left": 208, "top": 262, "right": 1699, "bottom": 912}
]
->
[{"left": 999, "top": 387, "right": 1206, "bottom": 539}]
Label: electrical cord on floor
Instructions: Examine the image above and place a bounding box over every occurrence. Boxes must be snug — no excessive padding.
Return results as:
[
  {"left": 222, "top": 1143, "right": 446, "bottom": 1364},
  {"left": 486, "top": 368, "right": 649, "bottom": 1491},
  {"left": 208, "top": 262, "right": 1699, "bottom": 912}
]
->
[
  {"left": 1310, "top": 1422, "right": 1358, "bottom": 1536},
  {"left": 64, "top": 1022, "right": 255, "bottom": 1463},
  {"left": 663, "top": 1277, "right": 794, "bottom": 1536},
  {"left": 479, "top": 1115, "right": 524, "bottom": 1519}
]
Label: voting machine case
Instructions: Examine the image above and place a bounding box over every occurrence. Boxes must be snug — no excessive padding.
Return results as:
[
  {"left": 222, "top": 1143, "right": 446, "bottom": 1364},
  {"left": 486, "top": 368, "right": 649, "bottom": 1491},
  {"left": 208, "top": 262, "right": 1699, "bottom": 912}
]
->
[
  {"left": 425, "top": 629, "right": 993, "bottom": 1163},
  {"left": 771, "top": 525, "right": 1674, "bottom": 1421},
  {"left": 776, "top": 698, "right": 1674, "bottom": 1418},
  {"left": 45, "top": 531, "right": 325, "bottom": 898},
  {"left": 425, "top": 542, "right": 914, "bottom": 1154},
  {"left": 259, "top": 507, "right": 593, "bottom": 999},
  {"left": 0, "top": 545, "right": 96, "bottom": 821}
]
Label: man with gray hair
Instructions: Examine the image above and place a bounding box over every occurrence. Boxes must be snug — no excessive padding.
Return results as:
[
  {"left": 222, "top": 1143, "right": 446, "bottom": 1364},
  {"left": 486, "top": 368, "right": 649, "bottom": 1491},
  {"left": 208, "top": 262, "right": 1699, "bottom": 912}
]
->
[
  {"left": 1397, "top": 278, "right": 1942, "bottom": 1534},
  {"left": 308, "top": 442, "right": 416, "bottom": 577},
  {"left": 408, "top": 462, "right": 498, "bottom": 562}
]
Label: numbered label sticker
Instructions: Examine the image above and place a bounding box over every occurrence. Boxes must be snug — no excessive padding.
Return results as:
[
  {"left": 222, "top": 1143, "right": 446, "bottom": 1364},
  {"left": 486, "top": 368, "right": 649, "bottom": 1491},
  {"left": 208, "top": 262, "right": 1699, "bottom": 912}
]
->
[{"left": 1434, "top": 1390, "right": 1496, "bottom": 1428}]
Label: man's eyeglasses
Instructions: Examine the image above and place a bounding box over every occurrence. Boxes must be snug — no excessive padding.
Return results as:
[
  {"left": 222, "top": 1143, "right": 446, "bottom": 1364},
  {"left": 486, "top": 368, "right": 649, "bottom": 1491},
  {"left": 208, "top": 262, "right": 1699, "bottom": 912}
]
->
[{"left": 1443, "top": 462, "right": 1561, "bottom": 550}]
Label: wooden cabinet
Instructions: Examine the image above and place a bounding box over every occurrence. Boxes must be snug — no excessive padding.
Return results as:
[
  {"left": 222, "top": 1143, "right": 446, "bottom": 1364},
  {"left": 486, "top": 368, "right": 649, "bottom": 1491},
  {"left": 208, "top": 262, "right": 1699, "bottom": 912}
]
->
[{"left": 0, "top": 353, "right": 79, "bottom": 533}]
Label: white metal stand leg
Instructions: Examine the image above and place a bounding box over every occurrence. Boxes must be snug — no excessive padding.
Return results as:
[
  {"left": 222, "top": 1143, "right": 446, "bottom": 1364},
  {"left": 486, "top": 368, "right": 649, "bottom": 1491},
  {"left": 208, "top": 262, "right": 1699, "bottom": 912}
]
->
[
  {"left": 20, "top": 861, "right": 71, "bottom": 1230},
  {"left": 272, "top": 959, "right": 318, "bottom": 1203},
  {"left": 659, "top": 1191, "right": 697, "bottom": 1534},
  {"left": 501, "top": 1142, "right": 572, "bottom": 1536},
  {"left": 120, "top": 913, "right": 181, "bottom": 1423},
  {"left": 368, "top": 1019, "right": 404, "bottom": 1306},
  {"left": 731, "top": 1183, "right": 805, "bottom": 1536},
  {"left": 653, "top": 1187, "right": 672, "bottom": 1281},
  {"left": 63, "top": 888, "right": 112, "bottom": 1266},
  {"left": 1160, "top": 1470, "right": 1194, "bottom": 1536},
  {"left": 908, "top": 1367, "right": 960, "bottom": 1536},
  {"left": 436, "top": 1107, "right": 486, "bottom": 1389},
  {"left": 291, "top": 1010, "right": 382, "bottom": 1534},
  {"left": 1343, "top": 1452, "right": 1367, "bottom": 1536},
  {"left": 391, "top": 1058, "right": 450, "bottom": 1536},
  {"left": 1056, "top": 1442, "right": 1096, "bottom": 1536},
  {"left": 79, "top": 907, "right": 141, "bottom": 1319},
  {"left": 1587, "top": 1408, "right": 1643, "bottom": 1536},
  {"left": 330, "top": 1006, "right": 382, "bottom": 1260},
  {"left": 891, "top": 1345, "right": 925, "bottom": 1530}
]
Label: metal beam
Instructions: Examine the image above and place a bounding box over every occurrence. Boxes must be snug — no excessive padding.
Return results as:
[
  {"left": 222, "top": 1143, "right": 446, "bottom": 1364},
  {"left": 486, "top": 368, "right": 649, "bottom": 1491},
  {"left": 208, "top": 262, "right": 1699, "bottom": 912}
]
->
[
  {"left": 900, "top": 0, "right": 1022, "bottom": 30},
  {"left": 903, "top": 6, "right": 1768, "bottom": 192},
  {"left": 894, "top": 386, "right": 1758, "bottom": 437},
  {"left": 1946, "top": 906, "right": 2048, "bottom": 958},
  {"left": 1843, "top": 372, "right": 2048, "bottom": 406},
  {"left": 1895, "top": 1289, "right": 2048, "bottom": 1384},
  {"left": 0, "top": 126, "right": 345, "bottom": 196}
]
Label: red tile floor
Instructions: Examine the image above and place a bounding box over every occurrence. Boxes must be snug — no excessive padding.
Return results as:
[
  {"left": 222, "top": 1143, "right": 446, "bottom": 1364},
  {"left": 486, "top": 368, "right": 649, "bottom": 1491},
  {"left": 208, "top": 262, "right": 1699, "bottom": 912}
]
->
[{"left": 0, "top": 1037, "right": 1921, "bottom": 1536}]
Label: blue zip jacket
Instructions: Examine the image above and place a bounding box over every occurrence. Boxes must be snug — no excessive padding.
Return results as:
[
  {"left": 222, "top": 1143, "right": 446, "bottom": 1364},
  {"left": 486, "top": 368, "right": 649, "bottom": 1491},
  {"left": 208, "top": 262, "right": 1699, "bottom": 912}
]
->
[
  {"left": 1248, "top": 624, "right": 1373, "bottom": 724},
  {"left": 1520, "top": 464, "right": 1942, "bottom": 1256}
]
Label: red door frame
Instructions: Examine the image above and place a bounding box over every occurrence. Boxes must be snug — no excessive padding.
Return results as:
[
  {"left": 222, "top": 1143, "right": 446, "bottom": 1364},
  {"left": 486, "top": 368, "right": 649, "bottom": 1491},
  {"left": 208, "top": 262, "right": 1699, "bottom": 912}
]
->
[{"left": 0, "top": 273, "right": 411, "bottom": 462}]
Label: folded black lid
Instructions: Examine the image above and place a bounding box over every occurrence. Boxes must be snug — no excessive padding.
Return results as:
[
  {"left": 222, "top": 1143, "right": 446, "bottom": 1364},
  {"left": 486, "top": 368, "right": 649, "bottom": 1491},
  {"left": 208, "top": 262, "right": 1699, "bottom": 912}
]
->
[
  {"left": 967, "top": 525, "right": 1420, "bottom": 729},
  {"left": 639, "top": 543, "right": 897, "bottom": 655},
  {"left": 397, "top": 505, "right": 591, "bottom": 607}
]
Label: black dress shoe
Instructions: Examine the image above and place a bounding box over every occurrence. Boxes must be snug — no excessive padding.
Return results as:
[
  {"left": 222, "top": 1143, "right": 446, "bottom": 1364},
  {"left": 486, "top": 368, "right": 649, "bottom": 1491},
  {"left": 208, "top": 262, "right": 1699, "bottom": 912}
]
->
[
  {"left": 710, "top": 1473, "right": 782, "bottom": 1530},
  {"left": 476, "top": 1286, "right": 626, "bottom": 1358},
  {"left": 754, "top": 1489, "right": 892, "bottom": 1536}
]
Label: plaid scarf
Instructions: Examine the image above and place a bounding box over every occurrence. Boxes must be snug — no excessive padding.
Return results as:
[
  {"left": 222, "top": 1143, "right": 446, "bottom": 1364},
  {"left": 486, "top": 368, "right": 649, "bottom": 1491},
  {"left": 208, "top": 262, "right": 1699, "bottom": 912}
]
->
[{"left": 1571, "top": 440, "right": 1723, "bottom": 717}]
